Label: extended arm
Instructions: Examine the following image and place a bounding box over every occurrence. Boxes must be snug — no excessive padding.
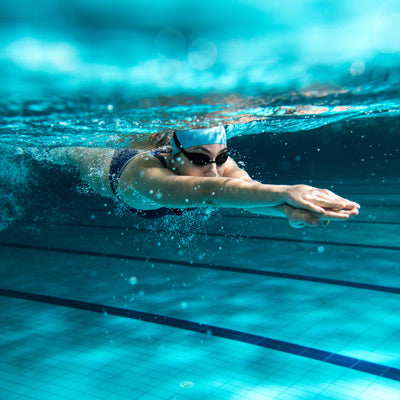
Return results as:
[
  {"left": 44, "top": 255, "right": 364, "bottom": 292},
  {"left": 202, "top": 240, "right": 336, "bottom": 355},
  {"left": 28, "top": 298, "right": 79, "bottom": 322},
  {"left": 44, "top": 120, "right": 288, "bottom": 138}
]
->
[
  {"left": 120, "top": 156, "right": 285, "bottom": 209},
  {"left": 222, "top": 157, "right": 359, "bottom": 225},
  {"left": 118, "top": 155, "right": 359, "bottom": 221}
]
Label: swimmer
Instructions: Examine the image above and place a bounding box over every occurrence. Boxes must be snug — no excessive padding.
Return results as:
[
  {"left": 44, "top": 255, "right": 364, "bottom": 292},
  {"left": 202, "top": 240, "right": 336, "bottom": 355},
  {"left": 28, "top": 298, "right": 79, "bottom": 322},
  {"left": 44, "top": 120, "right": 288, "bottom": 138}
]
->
[{"left": 49, "top": 126, "right": 360, "bottom": 227}]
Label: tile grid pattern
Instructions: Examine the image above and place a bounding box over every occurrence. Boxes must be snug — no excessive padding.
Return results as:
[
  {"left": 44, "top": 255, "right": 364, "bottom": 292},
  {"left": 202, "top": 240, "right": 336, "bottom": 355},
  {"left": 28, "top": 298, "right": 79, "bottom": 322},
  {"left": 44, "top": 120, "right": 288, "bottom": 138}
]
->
[{"left": 1, "top": 297, "right": 400, "bottom": 400}]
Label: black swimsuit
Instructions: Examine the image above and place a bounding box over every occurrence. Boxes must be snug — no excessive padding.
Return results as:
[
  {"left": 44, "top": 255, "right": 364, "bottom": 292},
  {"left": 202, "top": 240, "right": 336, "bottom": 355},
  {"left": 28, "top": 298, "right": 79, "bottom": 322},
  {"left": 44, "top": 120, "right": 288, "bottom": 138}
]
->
[{"left": 109, "top": 149, "right": 184, "bottom": 219}]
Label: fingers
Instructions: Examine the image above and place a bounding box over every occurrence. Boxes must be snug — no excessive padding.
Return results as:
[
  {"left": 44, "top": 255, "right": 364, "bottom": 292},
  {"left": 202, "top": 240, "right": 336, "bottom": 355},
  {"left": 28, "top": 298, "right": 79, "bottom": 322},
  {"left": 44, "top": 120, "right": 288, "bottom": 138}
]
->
[
  {"left": 288, "top": 209, "right": 320, "bottom": 228},
  {"left": 300, "top": 201, "right": 326, "bottom": 215},
  {"left": 286, "top": 185, "right": 360, "bottom": 218},
  {"left": 318, "top": 209, "right": 354, "bottom": 220},
  {"left": 287, "top": 196, "right": 360, "bottom": 229},
  {"left": 342, "top": 201, "right": 361, "bottom": 210},
  {"left": 314, "top": 192, "right": 353, "bottom": 209},
  {"left": 297, "top": 200, "right": 357, "bottom": 218},
  {"left": 312, "top": 193, "right": 361, "bottom": 214},
  {"left": 314, "top": 198, "right": 346, "bottom": 210},
  {"left": 310, "top": 188, "right": 358, "bottom": 207},
  {"left": 288, "top": 207, "right": 355, "bottom": 228}
]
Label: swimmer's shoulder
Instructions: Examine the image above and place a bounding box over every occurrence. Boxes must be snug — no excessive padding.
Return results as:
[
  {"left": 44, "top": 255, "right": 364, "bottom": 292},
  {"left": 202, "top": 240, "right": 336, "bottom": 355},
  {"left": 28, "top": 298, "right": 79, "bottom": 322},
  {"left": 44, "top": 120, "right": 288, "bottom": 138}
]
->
[
  {"left": 126, "top": 147, "right": 171, "bottom": 170},
  {"left": 118, "top": 148, "right": 173, "bottom": 188}
]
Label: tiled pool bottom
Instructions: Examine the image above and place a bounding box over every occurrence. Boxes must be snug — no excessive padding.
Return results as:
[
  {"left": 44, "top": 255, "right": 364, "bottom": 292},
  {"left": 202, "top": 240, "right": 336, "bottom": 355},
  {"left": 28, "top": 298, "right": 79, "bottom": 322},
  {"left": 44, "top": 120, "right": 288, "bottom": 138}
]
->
[
  {"left": 1, "top": 296, "right": 399, "bottom": 400},
  {"left": 0, "top": 181, "right": 399, "bottom": 400}
]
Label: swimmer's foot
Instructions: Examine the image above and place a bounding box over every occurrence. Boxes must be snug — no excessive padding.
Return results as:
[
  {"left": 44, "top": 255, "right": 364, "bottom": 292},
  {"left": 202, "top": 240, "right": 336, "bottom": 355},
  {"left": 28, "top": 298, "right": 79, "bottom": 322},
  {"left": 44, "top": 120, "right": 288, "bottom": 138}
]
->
[
  {"left": 22, "top": 146, "right": 71, "bottom": 166},
  {"left": 21, "top": 147, "right": 53, "bottom": 163},
  {"left": 47, "top": 147, "right": 71, "bottom": 165}
]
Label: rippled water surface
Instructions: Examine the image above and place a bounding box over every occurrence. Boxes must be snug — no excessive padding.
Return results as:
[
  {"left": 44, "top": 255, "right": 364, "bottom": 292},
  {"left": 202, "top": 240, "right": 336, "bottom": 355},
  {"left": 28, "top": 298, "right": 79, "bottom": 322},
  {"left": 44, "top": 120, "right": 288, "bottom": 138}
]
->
[
  {"left": 1, "top": 88, "right": 399, "bottom": 150},
  {"left": 0, "top": 1, "right": 399, "bottom": 152}
]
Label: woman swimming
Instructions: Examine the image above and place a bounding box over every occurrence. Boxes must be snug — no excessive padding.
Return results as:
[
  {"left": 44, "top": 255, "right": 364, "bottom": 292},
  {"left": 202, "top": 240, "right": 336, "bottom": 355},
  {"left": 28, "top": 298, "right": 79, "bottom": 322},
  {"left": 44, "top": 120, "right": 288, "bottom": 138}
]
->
[{"left": 49, "top": 126, "right": 360, "bottom": 227}]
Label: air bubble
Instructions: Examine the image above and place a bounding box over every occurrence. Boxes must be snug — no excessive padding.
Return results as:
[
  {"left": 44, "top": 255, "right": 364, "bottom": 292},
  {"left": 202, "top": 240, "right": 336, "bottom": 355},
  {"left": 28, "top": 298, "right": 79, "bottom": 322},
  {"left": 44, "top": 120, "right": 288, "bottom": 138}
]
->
[
  {"left": 181, "top": 301, "right": 188, "bottom": 309},
  {"left": 128, "top": 276, "right": 138, "bottom": 285}
]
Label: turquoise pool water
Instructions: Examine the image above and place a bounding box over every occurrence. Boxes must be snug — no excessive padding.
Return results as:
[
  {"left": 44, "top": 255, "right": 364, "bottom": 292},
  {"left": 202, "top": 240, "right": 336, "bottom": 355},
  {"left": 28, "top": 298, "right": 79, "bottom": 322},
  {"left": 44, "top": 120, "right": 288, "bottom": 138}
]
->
[{"left": 0, "top": 1, "right": 400, "bottom": 399}]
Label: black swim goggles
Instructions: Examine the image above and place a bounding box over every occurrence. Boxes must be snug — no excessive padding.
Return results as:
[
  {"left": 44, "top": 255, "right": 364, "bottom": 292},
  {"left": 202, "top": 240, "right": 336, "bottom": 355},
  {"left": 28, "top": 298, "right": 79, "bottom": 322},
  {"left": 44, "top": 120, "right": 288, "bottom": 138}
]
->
[{"left": 173, "top": 132, "right": 229, "bottom": 166}]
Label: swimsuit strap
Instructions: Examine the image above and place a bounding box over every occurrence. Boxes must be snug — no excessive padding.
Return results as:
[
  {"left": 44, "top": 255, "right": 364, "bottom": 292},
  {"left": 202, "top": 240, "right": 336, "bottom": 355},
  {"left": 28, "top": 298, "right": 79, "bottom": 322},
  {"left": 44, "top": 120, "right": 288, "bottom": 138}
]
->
[
  {"left": 153, "top": 151, "right": 168, "bottom": 168},
  {"left": 108, "top": 149, "right": 181, "bottom": 219},
  {"left": 109, "top": 149, "right": 140, "bottom": 199}
]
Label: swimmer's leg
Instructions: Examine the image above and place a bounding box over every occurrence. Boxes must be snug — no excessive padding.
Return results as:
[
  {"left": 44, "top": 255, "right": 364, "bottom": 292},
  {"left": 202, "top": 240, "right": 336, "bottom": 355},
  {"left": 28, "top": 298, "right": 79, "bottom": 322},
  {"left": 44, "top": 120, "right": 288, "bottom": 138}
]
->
[{"left": 48, "top": 147, "right": 115, "bottom": 196}]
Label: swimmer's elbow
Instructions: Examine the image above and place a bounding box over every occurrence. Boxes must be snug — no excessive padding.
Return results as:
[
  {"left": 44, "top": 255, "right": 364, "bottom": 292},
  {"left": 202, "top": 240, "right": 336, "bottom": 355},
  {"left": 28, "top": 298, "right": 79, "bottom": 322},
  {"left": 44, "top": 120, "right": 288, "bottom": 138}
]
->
[
  {"left": 151, "top": 176, "right": 240, "bottom": 208},
  {"left": 196, "top": 179, "right": 234, "bottom": 207},
  {"left": 155, "top": 180, "right": 219, "bottom": 208}
]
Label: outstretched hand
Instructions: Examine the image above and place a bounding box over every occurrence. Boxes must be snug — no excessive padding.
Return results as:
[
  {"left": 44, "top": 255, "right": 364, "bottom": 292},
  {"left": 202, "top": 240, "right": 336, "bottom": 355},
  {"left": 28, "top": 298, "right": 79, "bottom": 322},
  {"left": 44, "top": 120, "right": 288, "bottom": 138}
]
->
[
  {"left": 281, "top": 204, "right": 319, "bottom": 228},
  {"left": 283, "top": 184, "right": 360, "bottom": 221}
]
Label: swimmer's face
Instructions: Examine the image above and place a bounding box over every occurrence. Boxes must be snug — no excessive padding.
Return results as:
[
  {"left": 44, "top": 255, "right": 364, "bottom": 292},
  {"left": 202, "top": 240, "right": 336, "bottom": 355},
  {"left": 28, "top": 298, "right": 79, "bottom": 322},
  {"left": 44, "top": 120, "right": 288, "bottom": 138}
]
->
[{"left": 171, "top": 144, "right": 228, "bottom": 177}]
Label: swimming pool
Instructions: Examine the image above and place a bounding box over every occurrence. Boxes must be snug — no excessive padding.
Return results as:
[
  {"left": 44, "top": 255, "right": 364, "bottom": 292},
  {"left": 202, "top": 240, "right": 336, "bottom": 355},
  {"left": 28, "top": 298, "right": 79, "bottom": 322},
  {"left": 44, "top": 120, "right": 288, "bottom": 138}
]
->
[{"left": 1, "top": 1, "right": 400, "bottom": 399}]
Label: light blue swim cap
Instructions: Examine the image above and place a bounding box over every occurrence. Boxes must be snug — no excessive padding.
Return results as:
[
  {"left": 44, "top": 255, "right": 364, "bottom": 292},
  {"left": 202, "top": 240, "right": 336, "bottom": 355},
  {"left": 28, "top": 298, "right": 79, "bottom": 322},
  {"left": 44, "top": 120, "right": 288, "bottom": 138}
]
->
[{"left": 171, "top": 126, "right": 227, "bottom": 155}]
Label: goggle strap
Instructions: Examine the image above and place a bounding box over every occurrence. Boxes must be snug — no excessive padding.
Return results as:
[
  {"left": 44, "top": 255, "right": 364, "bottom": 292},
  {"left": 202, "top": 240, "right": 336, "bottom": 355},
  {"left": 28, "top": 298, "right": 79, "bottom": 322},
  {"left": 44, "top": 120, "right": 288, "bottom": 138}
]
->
[
  {"left": 173, "top": 132, "right": 184, "bottom": 150},
  {"left": 173, "top": 132, "right": 228, "bottom": 165}
]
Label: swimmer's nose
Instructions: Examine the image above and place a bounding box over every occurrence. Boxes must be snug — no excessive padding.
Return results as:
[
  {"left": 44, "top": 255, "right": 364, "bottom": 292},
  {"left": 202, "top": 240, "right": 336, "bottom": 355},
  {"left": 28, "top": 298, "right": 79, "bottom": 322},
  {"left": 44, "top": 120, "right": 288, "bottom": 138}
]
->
[{"left": 205, "top": 162, "right": 218, "bottom": 177}]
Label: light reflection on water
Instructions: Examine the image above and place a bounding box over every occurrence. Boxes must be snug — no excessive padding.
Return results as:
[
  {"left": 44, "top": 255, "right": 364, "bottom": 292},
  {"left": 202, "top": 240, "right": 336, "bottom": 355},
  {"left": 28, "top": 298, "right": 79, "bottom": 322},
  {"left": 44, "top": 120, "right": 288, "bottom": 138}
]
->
[
  {"left": 1, "top": 1, "right": 400, "bottom": 96},
  {"left": 1, "top": 1, "right": 399, "bottom": 150},
  {"left": 0, "top": 93, "right": 398, "bottom": 150}
]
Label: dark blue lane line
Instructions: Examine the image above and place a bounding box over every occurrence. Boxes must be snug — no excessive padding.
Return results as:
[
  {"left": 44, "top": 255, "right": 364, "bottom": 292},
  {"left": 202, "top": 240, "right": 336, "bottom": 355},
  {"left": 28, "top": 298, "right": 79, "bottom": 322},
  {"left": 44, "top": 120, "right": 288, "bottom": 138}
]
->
[
  {"left": 1, "top": 287, "right": 399, "bottom": 383},
  {"left": 5, "top": 220, "right": 400, "bottom": 251},
  {"left": 1, "top": 242, "right": 400, "bottom": 295}
]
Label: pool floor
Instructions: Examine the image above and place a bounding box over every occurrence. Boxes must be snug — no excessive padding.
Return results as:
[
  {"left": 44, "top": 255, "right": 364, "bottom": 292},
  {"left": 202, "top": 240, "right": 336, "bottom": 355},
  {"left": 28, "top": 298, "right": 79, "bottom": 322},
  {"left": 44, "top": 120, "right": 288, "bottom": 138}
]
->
[{"left": 0, "top": 181, "right": 399, "bottom": 399}]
